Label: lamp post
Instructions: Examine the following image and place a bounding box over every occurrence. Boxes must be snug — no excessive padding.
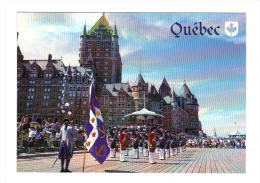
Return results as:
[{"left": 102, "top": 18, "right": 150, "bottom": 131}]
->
[{"left": 61, "top": 102, "right": 72, "bottom": 123}]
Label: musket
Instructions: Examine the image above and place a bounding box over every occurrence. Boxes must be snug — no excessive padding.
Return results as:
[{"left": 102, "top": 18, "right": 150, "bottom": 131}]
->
[{"left": 52, "top": 158, "right": 59, "bottom": 168}]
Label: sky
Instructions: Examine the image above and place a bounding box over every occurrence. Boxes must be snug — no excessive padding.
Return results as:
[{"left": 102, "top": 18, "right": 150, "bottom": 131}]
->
[{"left": 17, "top": 12, "right": 246, "bottom": 137}]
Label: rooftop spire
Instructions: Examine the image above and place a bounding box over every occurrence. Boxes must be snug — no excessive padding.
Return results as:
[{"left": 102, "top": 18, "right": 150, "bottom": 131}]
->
[
  {"left": 66, "top": 65, "right": 72, "bottom": 76},
  {"left": 113, "top": 21, "right": 118, "bottom": 37},
  {"left": 81, "top": 22, "right": 87, "bottom": 37}
]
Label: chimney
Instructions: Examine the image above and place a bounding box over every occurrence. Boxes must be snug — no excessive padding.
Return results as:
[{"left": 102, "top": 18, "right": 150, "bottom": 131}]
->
[{"left": 48, "top": 54, "right": 52, "bottom": 63}]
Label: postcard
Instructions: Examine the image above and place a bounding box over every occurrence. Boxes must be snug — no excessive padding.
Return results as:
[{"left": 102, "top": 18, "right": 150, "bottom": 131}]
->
[{"left": 16, "top": 12, "right": 246, "bottom": 173}]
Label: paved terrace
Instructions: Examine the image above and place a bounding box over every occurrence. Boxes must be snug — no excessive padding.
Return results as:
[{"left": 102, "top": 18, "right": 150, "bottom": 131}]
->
[{"left": 17, "top": 148, "right": 245, "bottom": 173}]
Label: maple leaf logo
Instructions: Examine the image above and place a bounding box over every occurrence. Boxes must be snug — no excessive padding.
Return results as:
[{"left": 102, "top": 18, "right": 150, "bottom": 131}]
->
[
  {"left": 91, "top": 118, "right": 95, "bottom": 123},
  {"left": 226, "top": 23, "right": 237, "bottom": 36},
  {"left": 92, "top": 132, "right": 96, "bottom": 137},
  {"left": 96, "top": 111, "right": 100, "bottom": 116},
  {"left": 225, "top": 22, "right": 238, "bottom": 37}
]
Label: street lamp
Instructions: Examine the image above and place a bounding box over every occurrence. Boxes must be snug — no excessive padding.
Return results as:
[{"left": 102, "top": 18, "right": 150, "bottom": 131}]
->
[{"left": 60, "top": 102, "right": 72, "bottom": 121}]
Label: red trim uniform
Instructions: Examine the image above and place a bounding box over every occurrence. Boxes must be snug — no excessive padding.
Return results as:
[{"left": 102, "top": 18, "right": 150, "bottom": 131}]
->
[
  {"left": 120, "top": 132, "right": 127, "bottom": 150},
  {"left": 149, "top": 132, "right": 156, "bottom": 152}
]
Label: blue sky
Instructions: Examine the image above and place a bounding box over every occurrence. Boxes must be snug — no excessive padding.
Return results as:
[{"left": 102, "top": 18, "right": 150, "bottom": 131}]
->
[{"left": 17, "top": 12, "right": 246, "bottom": 137}]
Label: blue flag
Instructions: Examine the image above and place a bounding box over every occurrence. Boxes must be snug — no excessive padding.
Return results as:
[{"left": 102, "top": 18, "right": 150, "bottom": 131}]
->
[{"left": 84, "top": 83, "right": 110, "bottom": 164}]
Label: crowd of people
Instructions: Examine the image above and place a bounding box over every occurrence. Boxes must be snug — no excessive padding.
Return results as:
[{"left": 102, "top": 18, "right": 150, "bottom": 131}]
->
[
  {"left": 186, "top": 137, "right": 246, "bottom": 149},
  {"left": 17, "top": 116, "right": 246, "bottom": 159},
  {"left": 17, "top": 116, "right": 85, "bottom": 154}
]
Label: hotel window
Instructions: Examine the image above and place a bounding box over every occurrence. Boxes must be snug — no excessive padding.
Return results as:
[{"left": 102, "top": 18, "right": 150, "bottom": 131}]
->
[
  {"left": 83, "top": 111, "right": 86, "bottom": 115},
  {"left": 83, "top": 101, "right": 86, "bottom": 106},
  {"left": 121, "top": 109, "right": 125, "bottom": 114},
  {"left": 58, "top": 96, "right": 61, "bottom": 99},
  {"left": 58, "top": 103, "right": 60, "bottom": 107},
  {"left": 113, "top": 109, "right": 116, "bottom": 113},
  {"left": 109, "top": 117, "right": 112, "bottom": 122},
  {"left": 104, "top": 78, "right": 107, "bottom": 82},
  {"left": 121, "top": 117, "right": 125, "bottom": 122},
  {"left": 128, "top": 102, "right": 131, "bottom": 106},
  {"left": 97, "top": 54, "right": 99, "bottom": 57},
  {"left": 70, "top": 101, "right": 73, "bottom": 105},
  {"left": 69, "top": 93, "right": 72, "bottom": 97},
  {"left": 109, "top": 109, "right": 113, "bottom": 114},
  {"left": 105, "top": 53, "right": 108, "bottom": 57},
  {"left": 89, "top": 43, "right": 91, "bottom": 46},
  {"left": 105, "top": 67, "right": 107, "bottom": 70}
]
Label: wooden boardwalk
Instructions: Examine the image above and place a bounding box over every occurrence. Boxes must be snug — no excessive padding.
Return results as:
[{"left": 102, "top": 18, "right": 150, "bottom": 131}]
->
[{"left": 17, "top": 147, "right": 246, "bottom": 173}]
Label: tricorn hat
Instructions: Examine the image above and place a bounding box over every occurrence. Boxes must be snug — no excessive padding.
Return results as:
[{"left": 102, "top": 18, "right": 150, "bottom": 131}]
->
[
  {"left": 150, "top": 126, "right": 157, "bottom": 132},
  {"left": 63, "top": 118, "right": 70, "bottom": 124},
  {"left": 121, "top": 127, "right": 127, "bottom": 133}
]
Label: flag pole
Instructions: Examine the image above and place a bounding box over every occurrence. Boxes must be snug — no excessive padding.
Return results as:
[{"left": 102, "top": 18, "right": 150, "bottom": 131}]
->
[
  {"left": 82, "top": 143, "right": 87, "bottom": 172},
  {"left": 83, "top": 75, "right": 94, "bottom": 172}
]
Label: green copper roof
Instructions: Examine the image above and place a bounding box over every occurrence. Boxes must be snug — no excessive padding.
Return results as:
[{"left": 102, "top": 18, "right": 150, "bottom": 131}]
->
[{"left": 87, "top": 14, "right": 113, "bottom": 36}]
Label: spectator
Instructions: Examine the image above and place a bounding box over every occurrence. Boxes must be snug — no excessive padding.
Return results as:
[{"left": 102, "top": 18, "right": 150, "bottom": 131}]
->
[{"left": 28, "top": 127, "right": 36, "bottom": 154}]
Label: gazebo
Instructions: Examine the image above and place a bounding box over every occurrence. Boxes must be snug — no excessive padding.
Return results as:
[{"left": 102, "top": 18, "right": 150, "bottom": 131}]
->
[
  {"left": 124, "top": 108, "right": 164, "bottom": 126},
  {"left": 229, "top": 130, "right": 246, "bottom": 139}
]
